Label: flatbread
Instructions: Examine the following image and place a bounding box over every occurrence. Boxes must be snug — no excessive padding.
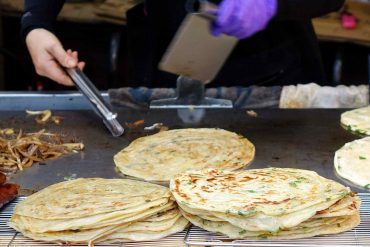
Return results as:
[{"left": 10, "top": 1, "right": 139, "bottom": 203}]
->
[
  {"left": 313, "top": 194, "right": 361, "bottom": 218},
  {"left": 181, "top": 210, "right": 360, "bottom": 240},
  {"left": 114, "top": 128, "right": 255, "bottom": 182},
  {"left": 99, "top": 217, "right": 189, "bottom": 242},
  {"left": 341, "top": 106, "right": 370, "bottom": 135},
  {"left": 171, "top": 168, "right": 351, "bottom": 232},
  {"left": 10, "top": 201, "right": 176, "bottom": 233},
  {"left": 13, "top": 210, "right": 189, "bottom": 244},
  {"left": 177, "top": 193, "right": 359, "bottom": 224},
  {"left": 13, "top": 178, "right": 171, "bottom": 220},
  {"left": 171, "top": 168, "right": 350, "bottom": 215},
  {"left": 334, "top": 137, "right": 370, "bottom": 190},
  {"left": 9, "top": 178, "right": 189, "bottom": 244},
  {"left": 10, "top": 222, "right": 130, "bottom": 244}
]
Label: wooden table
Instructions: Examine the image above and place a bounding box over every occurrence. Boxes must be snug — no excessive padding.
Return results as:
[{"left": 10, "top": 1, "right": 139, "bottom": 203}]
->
[
  {"left": 0, "top": 0, "right": 140, "bottom": 25},
  {"left": 312, "top": 0, "right": 370, "bottom": 46}
]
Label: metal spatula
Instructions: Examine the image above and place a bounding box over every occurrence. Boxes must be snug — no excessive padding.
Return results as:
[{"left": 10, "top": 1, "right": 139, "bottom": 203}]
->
[
  {"left": 152, "top": 0, "right": 237, "bottom": 109},
  {"left": 159, "top": 1, "right": 237, "bottom": 83}
]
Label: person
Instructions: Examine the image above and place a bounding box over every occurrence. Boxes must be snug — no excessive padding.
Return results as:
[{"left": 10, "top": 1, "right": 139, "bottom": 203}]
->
[{"left": 21, "top": 0, "right": 344, "bottom": 88}]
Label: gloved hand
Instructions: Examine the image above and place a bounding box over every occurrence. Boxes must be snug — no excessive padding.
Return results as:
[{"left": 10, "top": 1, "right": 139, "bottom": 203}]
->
[{"left": 212, "top": 0, "right": 278, "bottom": 39}]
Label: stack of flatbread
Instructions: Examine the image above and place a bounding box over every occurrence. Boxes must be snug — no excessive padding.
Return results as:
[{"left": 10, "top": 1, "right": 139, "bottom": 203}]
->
[
  {"left": 114, "top": 128, "right": 255, "bottom": 182},
  {"left": 170, "top": 168, "right": 360, "bottom": 240},
  {"left": 9, "top": 178, "right": 188, "bottom": 245},
  {"left": 341, "top": 106, "right": 370, "bottom": 135}
]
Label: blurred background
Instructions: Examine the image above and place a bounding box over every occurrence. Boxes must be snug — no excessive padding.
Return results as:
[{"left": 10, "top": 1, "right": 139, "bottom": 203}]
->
[{"left": 0, "top": 0, "right": 369, "bottom": 91}]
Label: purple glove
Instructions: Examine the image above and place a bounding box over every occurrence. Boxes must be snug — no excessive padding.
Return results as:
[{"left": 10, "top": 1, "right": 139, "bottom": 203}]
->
[{"left": 212, "top": 0, "right": 278, "bottom": 39}]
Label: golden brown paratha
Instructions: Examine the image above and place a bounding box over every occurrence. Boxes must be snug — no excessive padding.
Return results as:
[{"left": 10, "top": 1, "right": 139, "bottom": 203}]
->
[
  {"left": 171, "top": 168, "right": 359, "bottom": 235},
  {"left": 114, "top": 128, "right": 255, "bottom": 182}
]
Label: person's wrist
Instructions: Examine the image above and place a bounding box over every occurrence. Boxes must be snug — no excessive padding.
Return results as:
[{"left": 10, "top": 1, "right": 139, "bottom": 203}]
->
[
  {"left": 22, "top": 24, "right": 53, "bottom": 44},
  {"left": 25, "top": 28, "right": 47, "bottom": 44}
]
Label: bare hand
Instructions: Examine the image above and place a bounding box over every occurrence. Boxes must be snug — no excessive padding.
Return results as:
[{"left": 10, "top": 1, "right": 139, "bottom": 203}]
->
[{"left": 26, "top": 28, "right": 85, "bottom": 86}]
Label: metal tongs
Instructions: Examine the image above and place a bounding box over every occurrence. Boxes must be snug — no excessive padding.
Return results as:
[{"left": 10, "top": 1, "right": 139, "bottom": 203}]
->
[{"left": 66, "top": 68, "right": 124, "bottom": 137}]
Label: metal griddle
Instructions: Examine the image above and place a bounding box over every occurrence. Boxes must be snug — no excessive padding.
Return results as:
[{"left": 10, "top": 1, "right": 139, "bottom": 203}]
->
[
  {"left": 1, "top": 93, "right": 369, "bottom": 246},
  {"left": 0, "top": 94, "right": 367, "bottom": 193}
]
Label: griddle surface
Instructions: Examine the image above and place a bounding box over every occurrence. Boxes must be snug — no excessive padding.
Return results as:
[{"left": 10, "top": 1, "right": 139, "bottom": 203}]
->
[{"left": 0, "top": 109, "right": 365, "bottom": 193}]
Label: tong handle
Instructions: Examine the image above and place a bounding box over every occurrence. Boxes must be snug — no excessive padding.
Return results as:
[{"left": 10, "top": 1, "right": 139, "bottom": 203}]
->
[{"left": 66, "top": 68, "right": 124, "bottom": 137}]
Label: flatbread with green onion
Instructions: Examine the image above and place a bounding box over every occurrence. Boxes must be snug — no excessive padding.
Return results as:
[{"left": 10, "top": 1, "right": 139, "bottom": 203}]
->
[
  {"left": 9, "top": 178, "right": 188, "bottom": 244},
  {"left": 114, "top": 128, "right": 255, "bottom": 182},
  {"left": 334, "top": 137, "right": 370, "bottom": 190},
  {"left": 171, "top": 168, "right": 360, "bottom": 239},
  {"left": 341, "top": 106, "right": 370, "bottom": 135}
]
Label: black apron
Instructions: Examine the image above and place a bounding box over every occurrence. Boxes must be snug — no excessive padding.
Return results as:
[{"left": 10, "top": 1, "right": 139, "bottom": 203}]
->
[{"left": 126, "top": 0, "right": 326, "bottom": 88}]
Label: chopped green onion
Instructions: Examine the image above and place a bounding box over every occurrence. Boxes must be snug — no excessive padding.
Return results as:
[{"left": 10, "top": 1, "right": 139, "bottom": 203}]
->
[
  {"left": 245, "top": 190, "right": 256, "bottom": 193},
  {"left": 289, "top": 181, "right": 298, "bottom": 188}
]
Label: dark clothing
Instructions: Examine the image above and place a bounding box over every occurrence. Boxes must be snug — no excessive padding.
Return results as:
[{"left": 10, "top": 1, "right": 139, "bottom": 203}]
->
[
  {"left": 22, "top": 0, "right": 345, "bottom": 87},
  {"left": 21, "top": 0, "right": 64, "bottom": 41}
]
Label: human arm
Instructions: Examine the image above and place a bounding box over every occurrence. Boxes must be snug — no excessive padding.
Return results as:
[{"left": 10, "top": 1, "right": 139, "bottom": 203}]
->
[{"left": 21, "top": 0, "right": 84, "bottom": 86}]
